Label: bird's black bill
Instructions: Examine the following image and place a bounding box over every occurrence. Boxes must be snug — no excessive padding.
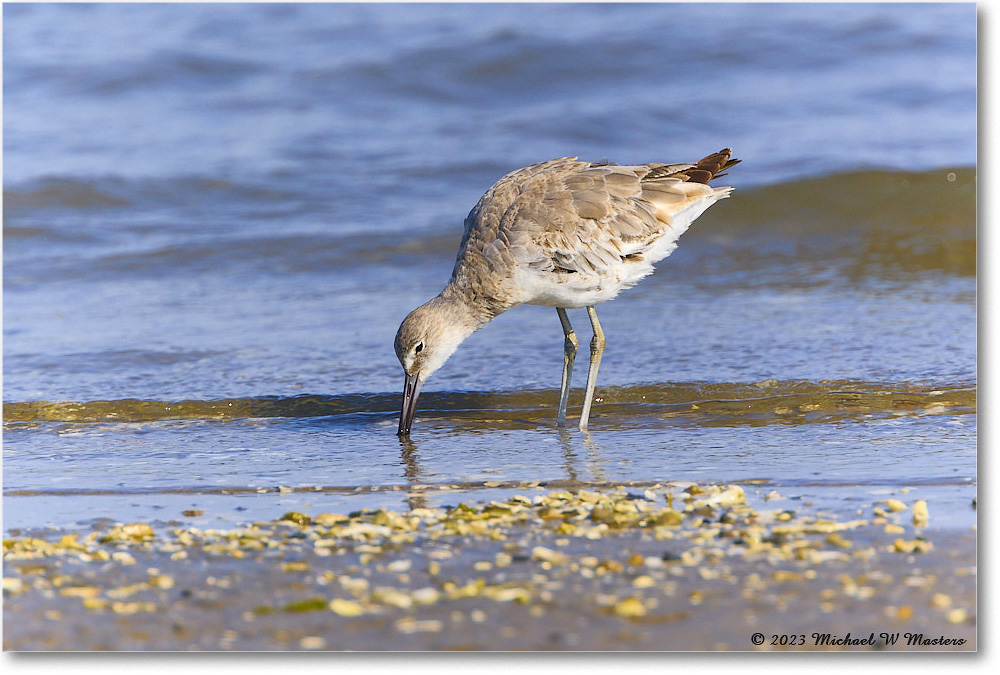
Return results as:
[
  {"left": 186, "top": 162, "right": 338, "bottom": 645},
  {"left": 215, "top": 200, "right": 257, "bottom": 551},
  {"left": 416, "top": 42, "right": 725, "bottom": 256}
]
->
[{"left": 397, "top": 372, "right": 423, "bottom": 436}]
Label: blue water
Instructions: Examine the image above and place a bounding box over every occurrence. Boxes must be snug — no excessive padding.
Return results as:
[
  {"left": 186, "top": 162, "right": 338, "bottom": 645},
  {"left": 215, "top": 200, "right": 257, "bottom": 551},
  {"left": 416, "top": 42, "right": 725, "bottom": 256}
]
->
[
  {"left": 3, "top": 2, "right": 977, "bottom": 533},
  {"left": 3, "top": 3, "right": 975, "bottom": 186}
]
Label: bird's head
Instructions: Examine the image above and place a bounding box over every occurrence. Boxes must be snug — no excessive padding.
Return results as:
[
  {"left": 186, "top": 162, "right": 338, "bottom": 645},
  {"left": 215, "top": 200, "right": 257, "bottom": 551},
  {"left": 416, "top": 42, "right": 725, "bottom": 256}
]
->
[{"left": 394, "top": 296, "right": 480, "bottom": 435}]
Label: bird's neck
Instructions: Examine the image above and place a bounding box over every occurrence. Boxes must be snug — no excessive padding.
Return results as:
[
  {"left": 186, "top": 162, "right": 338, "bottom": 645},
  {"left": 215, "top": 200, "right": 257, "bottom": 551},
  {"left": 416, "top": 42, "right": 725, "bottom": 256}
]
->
[
  {"left": 443, "top": 260, "right": 519, "bottom": 322},
  {"left": 435, "top": 283, "right": 498, "bottom": 335}
]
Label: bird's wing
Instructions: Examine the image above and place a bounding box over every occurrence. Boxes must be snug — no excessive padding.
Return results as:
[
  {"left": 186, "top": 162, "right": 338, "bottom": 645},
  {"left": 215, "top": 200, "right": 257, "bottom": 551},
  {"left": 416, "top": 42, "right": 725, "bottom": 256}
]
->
[
  {"left": 452, "top": 158, "right": 580, "bottom": 276},
  {"left": 499, "top": 161, "right": 723, "bottom": 277},
  {"left": 449, "top": 152, "right": 737, "bottom": 309}
]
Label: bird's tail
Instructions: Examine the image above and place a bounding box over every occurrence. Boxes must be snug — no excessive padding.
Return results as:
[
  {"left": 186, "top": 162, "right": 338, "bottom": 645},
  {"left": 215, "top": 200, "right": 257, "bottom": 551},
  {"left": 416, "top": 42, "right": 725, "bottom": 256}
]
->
[{"left": 684, "top": 148, "right": 741, "bottom": 184}]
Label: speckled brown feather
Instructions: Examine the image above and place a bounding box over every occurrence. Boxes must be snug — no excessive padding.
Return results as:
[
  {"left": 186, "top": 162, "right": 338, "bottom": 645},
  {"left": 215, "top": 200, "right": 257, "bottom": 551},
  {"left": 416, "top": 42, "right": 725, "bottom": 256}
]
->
[{"left": 445, "top": 150, "right": 739, "bottom": 320}]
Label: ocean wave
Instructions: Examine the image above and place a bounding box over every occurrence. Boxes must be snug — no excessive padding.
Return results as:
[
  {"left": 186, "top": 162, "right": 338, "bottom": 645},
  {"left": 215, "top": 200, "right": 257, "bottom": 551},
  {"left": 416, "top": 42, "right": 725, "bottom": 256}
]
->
[
  {"left": 3, "top": 167, "right": 976, "bottom": 283},
  {"left": 3, "top": 380, "right": 975, "bottom": 429},
  {"left": 693, "top": 167, "right": 976, "bottom": 279},
  {"left": 2, "top": 175, "right": 295, "bottom": 212}
]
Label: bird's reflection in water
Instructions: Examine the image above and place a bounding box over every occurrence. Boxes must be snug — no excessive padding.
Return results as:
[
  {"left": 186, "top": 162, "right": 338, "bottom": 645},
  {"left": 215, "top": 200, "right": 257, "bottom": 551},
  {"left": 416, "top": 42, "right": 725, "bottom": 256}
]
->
[
  {"left": 397, "top": 417, "right": 610, "bottom": 508},
  {"left": 555, "top": 424, "right": 609, "bottom": 485},
  {"left": 397, "top": 435, "right": 427, "bottom": 510},
  {"left": 557, "top": 426, "right": 580, "bottom": 483},
  {"left": 580, "top": 428, "right": 608, "bottom": 484}
]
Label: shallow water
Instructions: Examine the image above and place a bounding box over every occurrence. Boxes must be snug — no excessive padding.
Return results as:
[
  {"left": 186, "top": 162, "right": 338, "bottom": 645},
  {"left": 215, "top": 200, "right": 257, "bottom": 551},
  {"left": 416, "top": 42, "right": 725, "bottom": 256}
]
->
[{"left": 3, "top": 3, "right": 977, "bottom": 533}]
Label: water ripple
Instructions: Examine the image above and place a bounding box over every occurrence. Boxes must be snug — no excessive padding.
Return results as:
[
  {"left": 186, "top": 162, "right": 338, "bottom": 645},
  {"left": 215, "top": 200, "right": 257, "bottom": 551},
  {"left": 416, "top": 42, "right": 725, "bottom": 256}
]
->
[{"left": 3, "top": 380, "right": 976, "bottom": 429}]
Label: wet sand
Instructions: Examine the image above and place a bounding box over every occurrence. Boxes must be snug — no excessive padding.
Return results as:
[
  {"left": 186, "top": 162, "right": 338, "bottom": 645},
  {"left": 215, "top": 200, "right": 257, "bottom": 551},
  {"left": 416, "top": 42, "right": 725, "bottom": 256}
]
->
[{"left": 3, "top": 484, "right": 976, "bottom": 651}]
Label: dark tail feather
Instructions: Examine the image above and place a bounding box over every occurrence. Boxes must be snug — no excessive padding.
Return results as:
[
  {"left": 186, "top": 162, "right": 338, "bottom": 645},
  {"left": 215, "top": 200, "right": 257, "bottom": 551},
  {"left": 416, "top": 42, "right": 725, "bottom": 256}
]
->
[{"left": 684, "top": 148, "right": 741, "bottom": 184}]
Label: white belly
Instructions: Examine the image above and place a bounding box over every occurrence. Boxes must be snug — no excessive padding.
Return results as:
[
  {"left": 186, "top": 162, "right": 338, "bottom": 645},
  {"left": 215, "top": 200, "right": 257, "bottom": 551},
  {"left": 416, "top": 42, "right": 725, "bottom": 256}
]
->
[{"left": 519, "top": 254, "right": 661, "bottom": 308}]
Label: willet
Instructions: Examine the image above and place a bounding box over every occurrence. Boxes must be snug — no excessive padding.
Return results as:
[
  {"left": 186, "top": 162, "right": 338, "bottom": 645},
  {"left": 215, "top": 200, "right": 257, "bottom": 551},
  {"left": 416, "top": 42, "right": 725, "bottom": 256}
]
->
[{"left": 395, "top": 149, "right": 740, "bottom": 435}]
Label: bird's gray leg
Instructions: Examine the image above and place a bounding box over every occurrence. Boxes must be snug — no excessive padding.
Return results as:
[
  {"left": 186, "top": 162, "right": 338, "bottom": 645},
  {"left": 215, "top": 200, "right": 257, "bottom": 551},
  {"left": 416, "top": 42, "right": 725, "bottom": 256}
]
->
[
  {"left": 579, "top": 306, "right": 605, "bottom": 431},
  {"left": 556, "top": 308, "right": 578, "bottom": 426}
]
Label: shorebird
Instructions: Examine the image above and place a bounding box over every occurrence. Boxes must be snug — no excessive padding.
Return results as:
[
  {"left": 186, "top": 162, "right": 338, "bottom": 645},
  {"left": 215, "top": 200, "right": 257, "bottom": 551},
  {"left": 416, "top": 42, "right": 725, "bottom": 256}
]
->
[{"left": 395, "top": 149, "right": 740, "bottom": 435}]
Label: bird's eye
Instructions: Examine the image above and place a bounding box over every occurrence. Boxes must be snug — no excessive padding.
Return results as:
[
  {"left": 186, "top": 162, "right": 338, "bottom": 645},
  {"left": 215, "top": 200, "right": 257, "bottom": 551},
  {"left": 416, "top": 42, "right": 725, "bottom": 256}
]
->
[{"left": 414, "top": 342, "right": 424, "bottom": 354}]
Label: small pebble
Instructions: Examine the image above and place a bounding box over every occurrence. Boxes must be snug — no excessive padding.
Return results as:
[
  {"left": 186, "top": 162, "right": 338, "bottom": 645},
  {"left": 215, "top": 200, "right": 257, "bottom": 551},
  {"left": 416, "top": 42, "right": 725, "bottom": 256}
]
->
[
  {"left": 532, "top": 546, "right": 568, "bottom": 566},
  {"left": 299, "top": 636, "right": 326, "bottom": 650},
  {"left": 3, "top": 578, "right": 25, "bottom": 594},
  {"left": 121, "top": 523, "right": 154, "bottom": 539},
  {"left": 947, "top": 609, "right": 968, "bottom": 624},
  {"left": 396, "top": 618, "right": 443, "bottom": 634},
  {"left": 329, "top": 599, "right": 364, "bottom": 617},
  {"left": 613, "top": 597, "right": 647, "bottom": 618},
  {"left": 411, "top": 587, "right": 441, "bottom": 605},
  {"left": 386, "top": 559, "right": 412, "bottom": 573}
]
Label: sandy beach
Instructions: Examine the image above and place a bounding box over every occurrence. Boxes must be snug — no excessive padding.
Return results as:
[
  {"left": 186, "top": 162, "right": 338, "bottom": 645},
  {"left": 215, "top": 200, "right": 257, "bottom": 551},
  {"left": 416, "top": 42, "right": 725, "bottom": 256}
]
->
[{"left": 3, "top": 484, "right": 976, "bottom": 651}]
